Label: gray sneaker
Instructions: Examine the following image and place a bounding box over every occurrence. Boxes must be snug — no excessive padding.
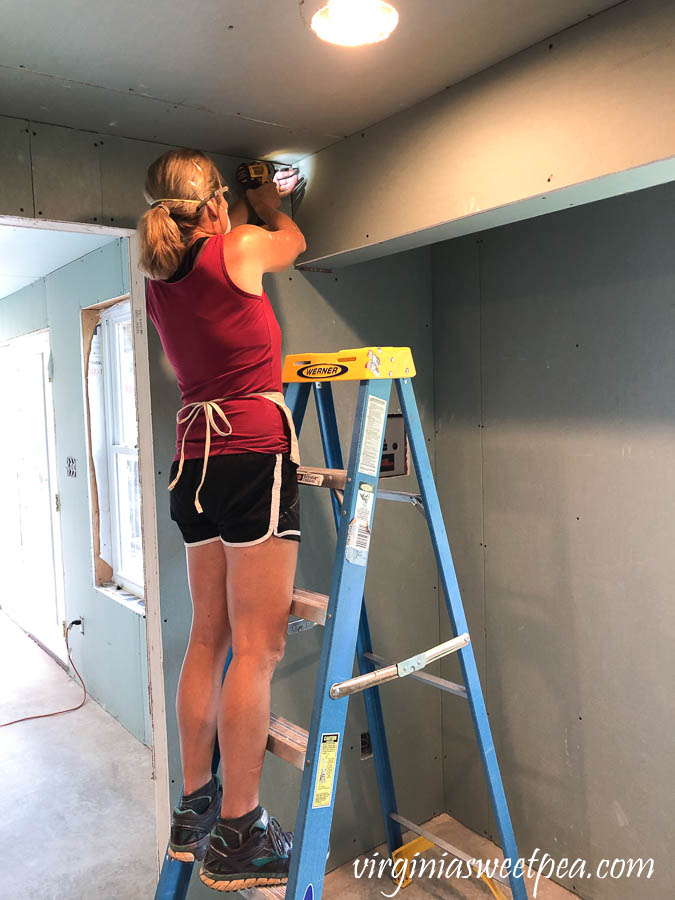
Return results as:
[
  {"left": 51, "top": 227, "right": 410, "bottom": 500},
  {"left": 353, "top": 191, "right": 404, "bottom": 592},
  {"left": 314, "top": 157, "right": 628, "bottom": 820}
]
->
[
  {"left": 200, "top": 808, "right": 293, "bottom": 892},
  {"left": 169, "top": 776, "right": 222, "bottom": 862}
]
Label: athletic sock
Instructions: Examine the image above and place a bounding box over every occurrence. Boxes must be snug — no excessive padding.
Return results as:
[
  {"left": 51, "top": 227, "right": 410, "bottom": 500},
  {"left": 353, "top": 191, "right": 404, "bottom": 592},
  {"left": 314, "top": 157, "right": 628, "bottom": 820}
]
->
[
  {"left": 216, "top": 805, "right": 263, "bottom": 849},
  {"left": 178, "top": 775, "right": 218, "bottom": 815}
]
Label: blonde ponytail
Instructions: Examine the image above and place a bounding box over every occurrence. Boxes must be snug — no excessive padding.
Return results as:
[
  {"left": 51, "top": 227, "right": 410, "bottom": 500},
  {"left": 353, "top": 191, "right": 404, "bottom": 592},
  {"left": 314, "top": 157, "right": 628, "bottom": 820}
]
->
[
  {"left": 137, "top": 205, "right": 186, "bottom": 280},
  {"left": 137, "top": 148, "right": 224, "bottom": 280}
]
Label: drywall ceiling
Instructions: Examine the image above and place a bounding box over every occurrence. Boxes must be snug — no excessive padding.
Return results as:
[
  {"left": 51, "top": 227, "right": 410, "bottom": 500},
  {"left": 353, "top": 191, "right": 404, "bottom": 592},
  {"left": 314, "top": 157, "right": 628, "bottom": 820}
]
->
[
  {"left": 0, "top": 0, "right": 618, "bottom": 162},
  {"left": 0, "top": 225, "right": 115, "bottom": 299}
]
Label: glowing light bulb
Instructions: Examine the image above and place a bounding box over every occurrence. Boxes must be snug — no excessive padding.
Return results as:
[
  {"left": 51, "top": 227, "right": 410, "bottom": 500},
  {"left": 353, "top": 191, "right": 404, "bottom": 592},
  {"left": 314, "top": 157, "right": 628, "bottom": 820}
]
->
[{"left": 311, "top": 0, "right": 399, "bottom": 47}]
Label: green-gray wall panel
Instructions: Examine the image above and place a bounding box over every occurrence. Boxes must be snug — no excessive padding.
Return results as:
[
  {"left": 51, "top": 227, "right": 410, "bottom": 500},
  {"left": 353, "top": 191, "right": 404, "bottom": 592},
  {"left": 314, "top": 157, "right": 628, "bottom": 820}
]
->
[
  {"left": 431, "top": 236, "right": 489, "bottom": 837},
  {"left": 0, "top": 116, "right": 34, "bottom": 217},
  {"left": 0, "top": 240, "right": 151, "bottom": 746},
  {"left": 30, "top": 123, "right": 103, "bottom": 224},
  {"left": 99, "top": 134, "right": 175, "bottom": 229},
  {"left": 46, "top": 241, "right": 150, "bottom": 744},
  {"left": 97, "top": 139, "right": 251, "bottom": 230},
  {"left": 0, "top": 278, "right": 47, "bottom": 339},
  {"left": 0, "top": 115, "right": 261, "bottom": 237},
  {"left": 147, "top": 247, "right": 441, "bottom": 896},
  {"left": 433, "top": 182, "right": 675, "bottom": 899}
]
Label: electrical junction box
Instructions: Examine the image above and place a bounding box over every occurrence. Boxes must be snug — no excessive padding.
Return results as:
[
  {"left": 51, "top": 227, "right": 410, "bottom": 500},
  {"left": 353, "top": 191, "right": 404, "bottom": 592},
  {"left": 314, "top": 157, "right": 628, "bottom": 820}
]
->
[{"left": 380, "top": 414, "right": 409, "bottom": 478}]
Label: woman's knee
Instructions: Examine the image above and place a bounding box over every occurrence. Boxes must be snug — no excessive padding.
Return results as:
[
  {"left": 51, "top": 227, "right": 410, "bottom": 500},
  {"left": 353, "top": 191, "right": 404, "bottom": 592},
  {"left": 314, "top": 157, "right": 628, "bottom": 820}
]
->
[
  {"left": 187, "top": 620, "right": 231, "bottom": 655},
  {"left": 266, "top": 637, "right": 287, "bottom": 670},
  {"left": 234, "top": 637, "right": 286, "bottom": 672}
]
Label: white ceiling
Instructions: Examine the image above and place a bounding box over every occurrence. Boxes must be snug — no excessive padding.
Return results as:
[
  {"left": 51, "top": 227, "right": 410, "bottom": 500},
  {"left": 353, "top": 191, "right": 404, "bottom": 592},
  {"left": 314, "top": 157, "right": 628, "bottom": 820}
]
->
[
  {"left": 0, "top": 0, "right": 618, "bottom": 162},
  {"left": 0, "top": 226, "right": 115, "bottom": 300}
]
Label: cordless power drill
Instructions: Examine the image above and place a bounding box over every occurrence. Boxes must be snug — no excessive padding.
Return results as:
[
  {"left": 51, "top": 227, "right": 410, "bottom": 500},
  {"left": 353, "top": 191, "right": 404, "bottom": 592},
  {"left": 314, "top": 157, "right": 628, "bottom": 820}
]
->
[
  {"left": 235, "top": 160, "right": 277, "bottom": 190},
  {"left": 236, "top": 161, "right": 277, "bottom": 225},
  {"left": 236, "top": 160, "right": 304, "bottom": 224}
]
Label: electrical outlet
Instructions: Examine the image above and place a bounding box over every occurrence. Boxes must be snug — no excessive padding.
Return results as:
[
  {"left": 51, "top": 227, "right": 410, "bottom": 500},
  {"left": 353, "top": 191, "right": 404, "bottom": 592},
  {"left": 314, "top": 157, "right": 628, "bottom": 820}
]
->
[{"left": 78, "top": 617, "right": 85, "bottom": 635}]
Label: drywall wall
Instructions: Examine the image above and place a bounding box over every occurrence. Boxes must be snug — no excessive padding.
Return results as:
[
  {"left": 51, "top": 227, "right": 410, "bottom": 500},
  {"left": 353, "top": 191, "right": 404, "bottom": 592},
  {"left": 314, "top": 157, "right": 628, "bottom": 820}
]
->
[
  {"left": 0, "top": 240, "right": 151, "bottom": 746},
  {"left": 2, "top": 0, "right": 674, "bottom": 275},
  {"left": 0, "top": 114, "right": 260, "bottom": 230},
  {"left": 147, "top": 245, "right": 441, "bottom": 895},
  {"left": 295, "top": 0, "right": 675, "bottom": 267},
  {"left": 433, "top": 181, "right": 675, "bottom": 900}
]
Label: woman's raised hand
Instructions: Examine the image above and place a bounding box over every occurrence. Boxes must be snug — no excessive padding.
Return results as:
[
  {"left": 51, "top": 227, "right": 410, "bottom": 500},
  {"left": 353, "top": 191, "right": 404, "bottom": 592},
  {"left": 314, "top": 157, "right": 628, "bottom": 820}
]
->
[
  {"left": 246, "top": 168, "right": 302, "bottom": 213},
  {"left": 246, "top": 181, "right": 281, "bottom": 211},
  {"left": 273, "top": 167, "right": 300, "bottom": 198}
]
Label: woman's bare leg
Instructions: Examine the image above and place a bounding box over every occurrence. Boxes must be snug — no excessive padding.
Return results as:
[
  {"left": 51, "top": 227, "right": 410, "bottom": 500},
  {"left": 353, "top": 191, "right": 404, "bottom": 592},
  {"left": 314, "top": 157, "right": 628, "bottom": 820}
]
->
[
  {"left": 219, "top": 535, "right": 298, "bottom": 818},
  {"left": 177, "top": 540, "right": 231, "bottom": 794}
]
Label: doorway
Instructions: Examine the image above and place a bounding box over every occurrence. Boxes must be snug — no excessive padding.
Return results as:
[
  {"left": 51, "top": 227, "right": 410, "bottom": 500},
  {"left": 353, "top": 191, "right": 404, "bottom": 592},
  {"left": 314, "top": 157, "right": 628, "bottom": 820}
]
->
[
  {"left": 0, "top": 217, "right": 168, "bottom": 876},
  {"left": 0, "top": 329, "right": 65, "bottom": 661}
]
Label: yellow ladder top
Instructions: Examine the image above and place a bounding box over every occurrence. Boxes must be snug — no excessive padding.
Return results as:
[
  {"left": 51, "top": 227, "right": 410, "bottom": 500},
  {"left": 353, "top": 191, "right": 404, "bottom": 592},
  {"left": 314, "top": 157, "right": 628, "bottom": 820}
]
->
[{"left": 282, "top": 346, "right": 416, "bottom": 382}]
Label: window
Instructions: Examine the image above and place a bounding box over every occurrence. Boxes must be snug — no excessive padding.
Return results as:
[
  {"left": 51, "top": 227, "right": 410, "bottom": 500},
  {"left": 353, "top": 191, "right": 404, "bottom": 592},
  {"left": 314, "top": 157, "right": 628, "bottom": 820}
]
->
[{"left": 86, "top": 299, "right": 144, "bottom": 597}]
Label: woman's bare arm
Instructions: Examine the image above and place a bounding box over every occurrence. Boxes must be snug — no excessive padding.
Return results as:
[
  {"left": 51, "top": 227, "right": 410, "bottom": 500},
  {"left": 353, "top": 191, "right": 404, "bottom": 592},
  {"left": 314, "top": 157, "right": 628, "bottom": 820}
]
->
[
  {"left": 228, "top": 195, "right": 255, "bottom": 229},
  {"left": 228, "top": 168, "right": 300, "bottom": 232},
  {"left": 223, "top": 181, "right": 306, "bottom": 293}
]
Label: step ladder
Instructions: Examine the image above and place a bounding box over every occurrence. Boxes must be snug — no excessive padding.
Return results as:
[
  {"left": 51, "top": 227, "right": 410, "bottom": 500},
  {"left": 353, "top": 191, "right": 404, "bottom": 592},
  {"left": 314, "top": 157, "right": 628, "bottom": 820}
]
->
[{"left": 155, "top": 347, "right": 528, "bottom": 900}]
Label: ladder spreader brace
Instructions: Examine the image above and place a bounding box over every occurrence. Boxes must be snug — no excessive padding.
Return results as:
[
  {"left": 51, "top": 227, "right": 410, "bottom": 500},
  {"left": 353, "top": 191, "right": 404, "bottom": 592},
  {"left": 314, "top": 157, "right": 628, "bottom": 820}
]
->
[
  {"left": 329, "top": 633, "right": 470, "bottom": 699},
  {"left": 154, "top": 346, "right": 528, "bottom": 900}
]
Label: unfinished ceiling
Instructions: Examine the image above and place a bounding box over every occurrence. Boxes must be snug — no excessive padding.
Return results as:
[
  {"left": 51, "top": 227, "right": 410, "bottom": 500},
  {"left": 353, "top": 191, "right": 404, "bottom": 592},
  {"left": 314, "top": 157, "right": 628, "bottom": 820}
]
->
[
  {"left": 0, "top": 226, "right": 115, "bottom": 299},
  {"left": 0, "top": 0, "right": 618, "bottom": 162}
]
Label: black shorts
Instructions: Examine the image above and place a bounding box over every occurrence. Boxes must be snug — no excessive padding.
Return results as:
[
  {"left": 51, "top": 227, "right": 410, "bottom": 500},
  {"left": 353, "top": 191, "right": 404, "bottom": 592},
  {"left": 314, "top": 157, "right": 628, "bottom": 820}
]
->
[{"left": 169, "top": 452, "right": 301, "bottom": 547}]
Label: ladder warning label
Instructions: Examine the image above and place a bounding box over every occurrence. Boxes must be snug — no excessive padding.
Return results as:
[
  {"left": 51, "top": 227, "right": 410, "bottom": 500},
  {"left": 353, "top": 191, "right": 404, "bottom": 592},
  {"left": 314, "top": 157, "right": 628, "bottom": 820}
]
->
[
  {"left": 346, "top": 483, "right": 374, "bottom": 566},
  {"left": 358, "top": 395, "right": 387, "bottom": 476},
  {"left": 298, "top": 470, "right": 324, "bottom": 487},
  {"left": 312, "top": 733, "right": 339, "bottom": 809}
]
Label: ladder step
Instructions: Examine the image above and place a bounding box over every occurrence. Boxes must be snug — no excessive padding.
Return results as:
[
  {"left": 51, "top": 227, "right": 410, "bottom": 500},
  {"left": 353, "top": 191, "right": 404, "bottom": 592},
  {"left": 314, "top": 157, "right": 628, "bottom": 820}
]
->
[
  {"left": 291, "top": 587, "right": 329, "bottom": 626},
  {"left": 267, "top": 714, "right": 308, "bottom": 770},
  {"left": 297, "top": 466, "right": 346, "bottom": 490},
  {"left": 245, "top": 887, "right": 286, "bottom": 899},
  {"left": 298, "top": 467, "right": 424, "bottom": 514},
  {"left": 390, "top": 813, "right": 511, "bottom": 888}
]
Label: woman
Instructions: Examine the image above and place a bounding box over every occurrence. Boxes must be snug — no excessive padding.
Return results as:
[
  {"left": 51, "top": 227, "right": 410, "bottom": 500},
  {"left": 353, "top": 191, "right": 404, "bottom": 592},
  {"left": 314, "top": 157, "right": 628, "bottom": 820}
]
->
[{"left": 138, "top": 148, "right": 306, "bottom": 892}]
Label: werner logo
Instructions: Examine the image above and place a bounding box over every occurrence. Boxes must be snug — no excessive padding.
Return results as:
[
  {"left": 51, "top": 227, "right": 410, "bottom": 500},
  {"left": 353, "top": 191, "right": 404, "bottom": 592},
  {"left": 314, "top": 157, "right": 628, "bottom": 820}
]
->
[{"left": 297, "top": 363, "right": 348, "bottom": 379}]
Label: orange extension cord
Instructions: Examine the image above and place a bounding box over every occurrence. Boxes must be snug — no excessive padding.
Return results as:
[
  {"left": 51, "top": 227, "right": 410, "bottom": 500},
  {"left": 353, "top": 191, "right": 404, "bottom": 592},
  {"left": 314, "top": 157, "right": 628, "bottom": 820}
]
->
[{"left": 0, "top": 621, "right": 87, "bottom": 728}]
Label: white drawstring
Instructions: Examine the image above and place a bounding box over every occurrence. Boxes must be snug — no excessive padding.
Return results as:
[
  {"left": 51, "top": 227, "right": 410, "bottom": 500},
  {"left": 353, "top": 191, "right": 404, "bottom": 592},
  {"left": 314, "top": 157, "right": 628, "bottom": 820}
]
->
[
  {"left": 169, "top": 399, "right": 233, "bottom": 513},
  {"left": 168, "top": 393, "right": 300, "bottom": 513}
]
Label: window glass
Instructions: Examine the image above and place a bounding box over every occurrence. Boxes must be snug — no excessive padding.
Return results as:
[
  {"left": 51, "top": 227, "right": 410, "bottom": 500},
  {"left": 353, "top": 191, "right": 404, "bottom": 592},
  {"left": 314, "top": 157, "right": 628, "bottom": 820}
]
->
[
  {"left": 114, "top": 319, "right": 138, "bottom": 449},
  {"left": 115, "top": 453, "right": 143, "bottom": 590}
]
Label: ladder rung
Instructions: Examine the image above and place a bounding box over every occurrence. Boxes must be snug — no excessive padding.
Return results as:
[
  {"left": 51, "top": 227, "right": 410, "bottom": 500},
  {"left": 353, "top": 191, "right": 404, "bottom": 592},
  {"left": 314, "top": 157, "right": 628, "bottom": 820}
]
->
[
  {"left": 267, "top": 714, "right": 308, "bottom": 770},
  {"left": 298, "top": 467, "right": 424, "bottom": 513},
  {"left": 376, "top": 489, "right": 426, "bottom": 515},
  {"left": 291, "top": 587, "right": 329, "bottom": 625},
  {"left": 297, "top": 466, "right": 346, "bottom": 490},
  {"left": 246, "top": 887, "right": 286, "bottom": 899}
]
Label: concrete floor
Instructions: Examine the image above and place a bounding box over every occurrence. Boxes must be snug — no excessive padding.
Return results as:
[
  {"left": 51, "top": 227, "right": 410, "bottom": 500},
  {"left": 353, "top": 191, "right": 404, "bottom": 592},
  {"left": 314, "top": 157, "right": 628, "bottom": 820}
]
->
[
  {"left": 1, "top": 611, "right": 574, "bottom": 900},
  {"left": 0, "top": 611, "right": 157, "bottom": 900}
]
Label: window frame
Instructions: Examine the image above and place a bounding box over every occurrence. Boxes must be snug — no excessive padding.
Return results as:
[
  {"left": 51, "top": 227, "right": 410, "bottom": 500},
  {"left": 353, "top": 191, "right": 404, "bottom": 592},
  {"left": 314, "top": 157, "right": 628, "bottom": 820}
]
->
[{"left": 98, "top": 300, "right": 144, "bottom": 597}]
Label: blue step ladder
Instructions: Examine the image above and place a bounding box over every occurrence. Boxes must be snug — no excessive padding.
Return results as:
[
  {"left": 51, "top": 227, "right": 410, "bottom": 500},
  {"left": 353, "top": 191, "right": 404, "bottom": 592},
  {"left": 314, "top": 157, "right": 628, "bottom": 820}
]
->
[{"left": 155, "top": 346, "right": 528, "bottom": 900}]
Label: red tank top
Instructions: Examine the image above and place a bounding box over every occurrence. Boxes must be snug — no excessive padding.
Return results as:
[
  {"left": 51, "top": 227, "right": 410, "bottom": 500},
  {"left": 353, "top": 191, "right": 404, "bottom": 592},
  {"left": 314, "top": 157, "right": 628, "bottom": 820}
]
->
[{"left": 146, "top": 234, "right": 289, "bottom": 461}]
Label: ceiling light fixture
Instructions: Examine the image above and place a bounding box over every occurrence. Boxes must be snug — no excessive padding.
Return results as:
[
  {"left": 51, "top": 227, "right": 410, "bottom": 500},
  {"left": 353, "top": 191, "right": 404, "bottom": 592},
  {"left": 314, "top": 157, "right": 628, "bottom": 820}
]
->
[{"left": 310, "top": 0, "right": 399, "bottom": 47}]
